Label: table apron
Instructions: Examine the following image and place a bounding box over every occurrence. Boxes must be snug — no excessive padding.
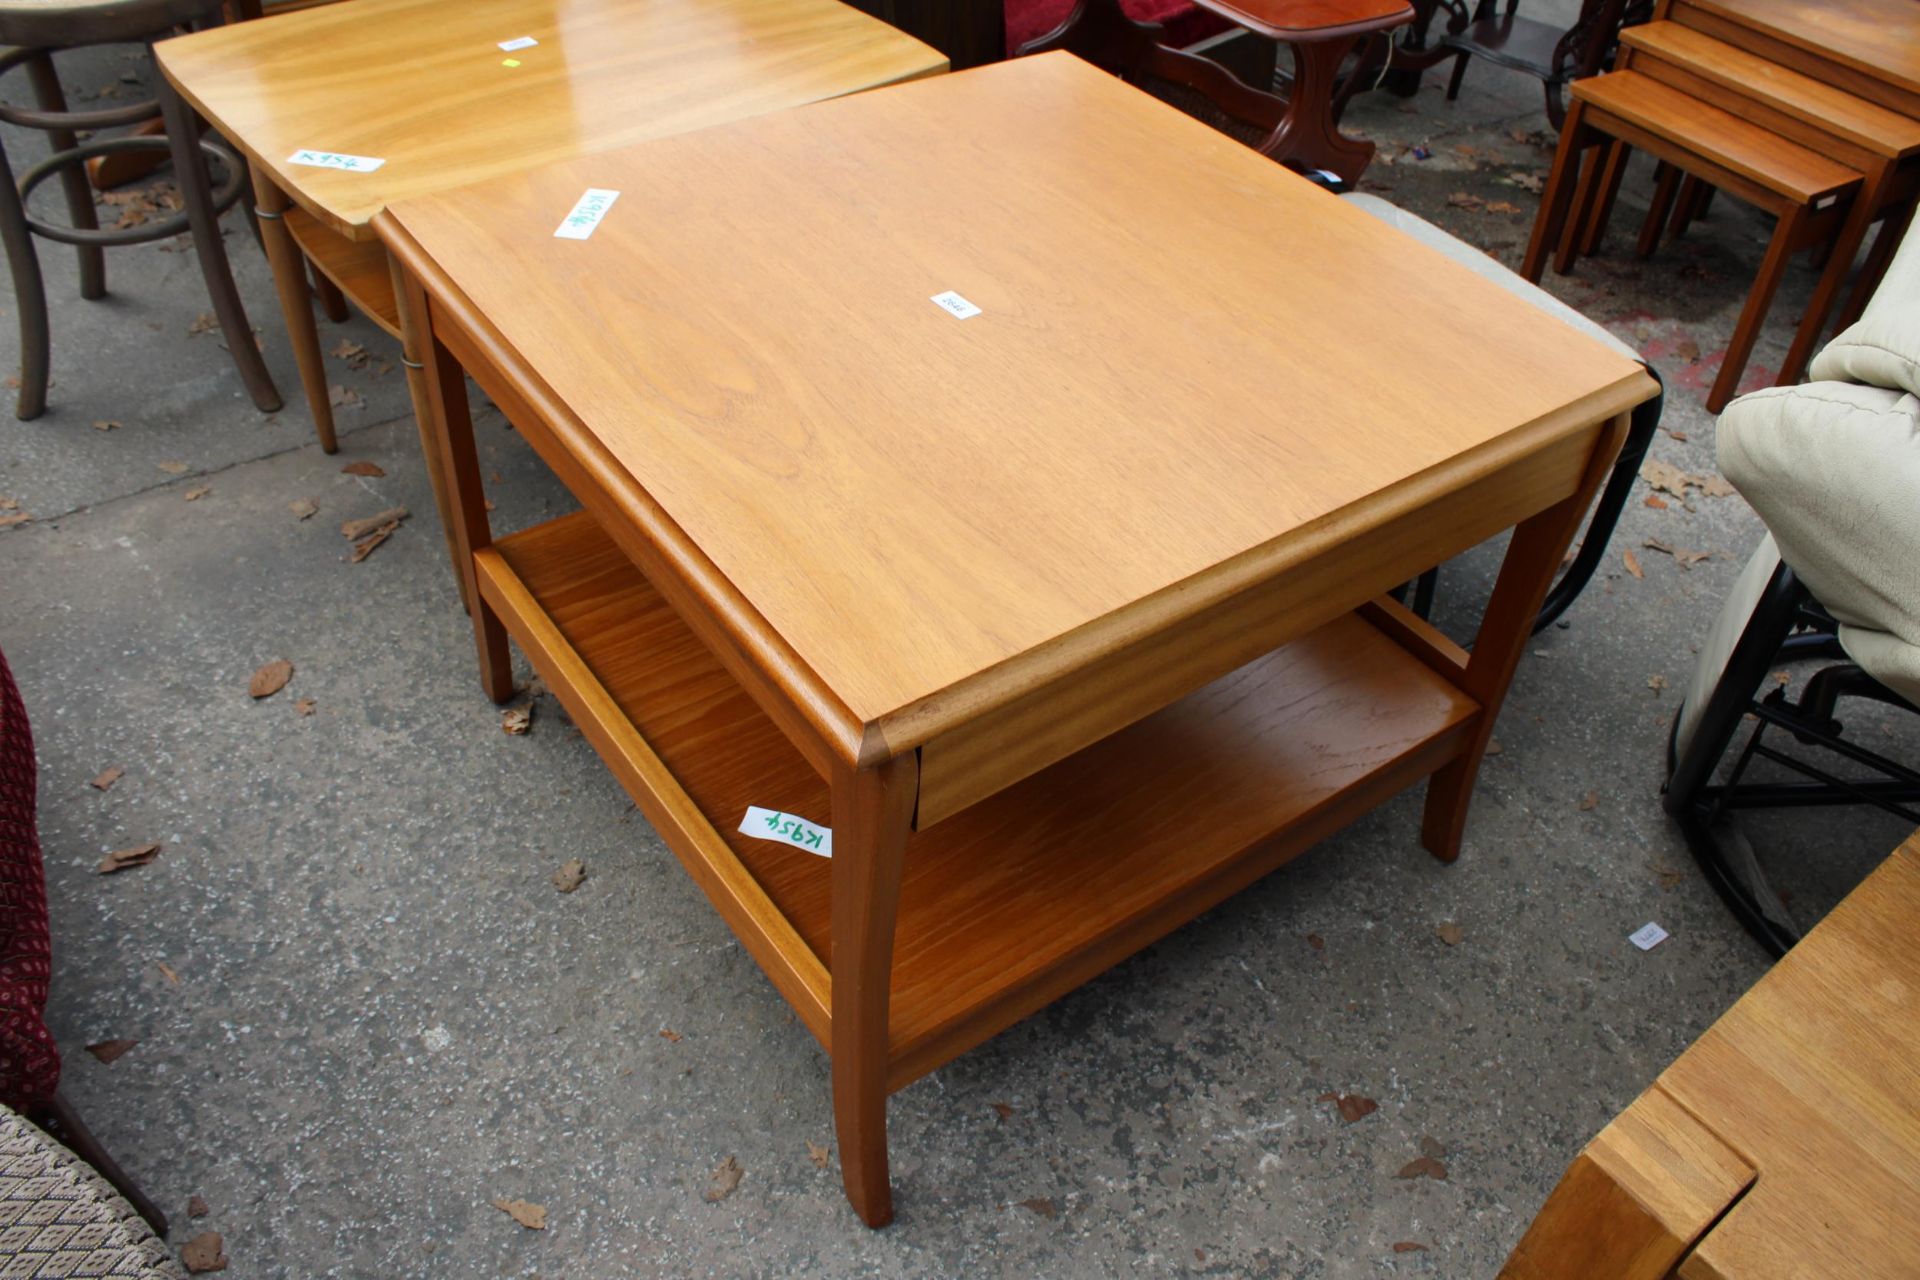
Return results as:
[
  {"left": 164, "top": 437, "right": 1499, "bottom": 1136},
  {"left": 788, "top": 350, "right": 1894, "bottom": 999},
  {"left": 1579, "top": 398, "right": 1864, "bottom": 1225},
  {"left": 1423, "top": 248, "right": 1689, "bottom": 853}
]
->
[{"left": 915, "top": 418, "right": 1603, "bottom": 827}]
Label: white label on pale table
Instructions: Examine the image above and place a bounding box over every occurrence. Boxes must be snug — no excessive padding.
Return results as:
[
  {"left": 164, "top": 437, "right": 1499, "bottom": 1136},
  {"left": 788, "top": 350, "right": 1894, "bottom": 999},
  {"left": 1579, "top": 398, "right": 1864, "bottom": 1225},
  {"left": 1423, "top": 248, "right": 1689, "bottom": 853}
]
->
[
  {"left": 288, "top": 149, "right": 385, "bottom": 173},
  {"left": 554, "top": 188, "right": 620, "bottom": 240},
  {"left": 1629, "top": 922, "right": 1669, "bottom": 951},
  {"left": 930, "top": 290, "right": 981, "bottom": 319},
  {"left": 498, "top": 35, "right": 538, "bottom": 51},
  {"left": 739, "top": 806, "right": 832, "bottom": 858}
]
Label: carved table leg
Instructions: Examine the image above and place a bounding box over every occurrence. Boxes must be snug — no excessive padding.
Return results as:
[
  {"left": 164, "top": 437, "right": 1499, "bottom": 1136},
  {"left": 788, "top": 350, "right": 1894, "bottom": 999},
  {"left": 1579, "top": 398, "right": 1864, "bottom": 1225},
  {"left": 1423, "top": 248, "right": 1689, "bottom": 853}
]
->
[{"left": 1255, "top": 34, "right": 1376, "bottom": 185}]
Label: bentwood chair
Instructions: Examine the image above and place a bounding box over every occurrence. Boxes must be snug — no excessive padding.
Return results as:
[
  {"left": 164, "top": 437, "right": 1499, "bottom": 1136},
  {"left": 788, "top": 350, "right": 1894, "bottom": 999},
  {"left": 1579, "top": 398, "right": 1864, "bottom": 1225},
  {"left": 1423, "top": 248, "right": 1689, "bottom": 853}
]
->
[{"left": 0, "top": 0, "right": 280, "bottom": 419}]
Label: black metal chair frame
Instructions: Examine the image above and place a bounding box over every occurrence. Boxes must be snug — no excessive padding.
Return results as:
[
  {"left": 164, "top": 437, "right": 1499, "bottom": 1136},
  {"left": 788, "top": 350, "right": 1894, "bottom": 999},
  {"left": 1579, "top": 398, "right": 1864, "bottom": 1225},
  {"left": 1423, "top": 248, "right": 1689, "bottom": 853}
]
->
[
  {"left": 0, "top": 9, "right": 280, "bottom": 419},
  {"left": 1387, "top": 0, "right": 1650, "bottom": 129},
  {"left": 1662, "top": 559, "right": 1920, "bottom": 956}
]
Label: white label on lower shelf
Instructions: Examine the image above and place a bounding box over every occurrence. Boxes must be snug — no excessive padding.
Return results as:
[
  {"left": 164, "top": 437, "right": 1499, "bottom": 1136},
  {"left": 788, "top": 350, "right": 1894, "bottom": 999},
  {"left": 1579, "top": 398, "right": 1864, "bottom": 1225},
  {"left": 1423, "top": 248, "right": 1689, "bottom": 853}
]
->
[
  {"left": 554, "top": 188, "right": 620, "bottom": 240},
  {"left": 498, "top": 35, "right": 538, "bottom": 51},
  {"left": 740, "top": 806, "right": 832, "bottom": 858},
  {"left": 1629, "top": 922, "right": 1669, "bottom": 951},
  {"left": 288, "top": 149, "right": 385, "bottom": 172}
]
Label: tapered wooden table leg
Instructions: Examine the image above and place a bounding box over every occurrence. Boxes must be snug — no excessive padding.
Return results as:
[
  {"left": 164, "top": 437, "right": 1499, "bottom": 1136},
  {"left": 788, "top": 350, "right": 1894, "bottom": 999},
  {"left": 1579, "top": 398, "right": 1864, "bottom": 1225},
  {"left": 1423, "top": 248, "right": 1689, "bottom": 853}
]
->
[
  {"left": 830, "top": 751, "right": 917, "bottom": 1228},
  {"left": 251, "top": 171, "right": 335, "bottom": 452},
  {"left": 1421, "top": 412, "right": 1629, "bottom": 861},
  {"left": 390, "top": 255, "right": 472, "bottom": 614},
  {"left": 415, "top": 301, "right": 511, "bottom": 703}
]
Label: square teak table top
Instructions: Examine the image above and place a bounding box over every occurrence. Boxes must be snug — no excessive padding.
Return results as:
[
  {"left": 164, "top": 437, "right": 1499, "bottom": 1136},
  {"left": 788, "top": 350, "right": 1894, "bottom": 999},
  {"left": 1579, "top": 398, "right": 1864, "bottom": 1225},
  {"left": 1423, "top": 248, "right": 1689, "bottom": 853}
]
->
[
  {"left": 381, "top": 53, "right": 1654, "bottom": 1226},
  {"left": 385, "top": 51, "right": 1646, "bottom": 765},
  {"left": 157, "top": 0, "right": 949, "bottom": 241}
]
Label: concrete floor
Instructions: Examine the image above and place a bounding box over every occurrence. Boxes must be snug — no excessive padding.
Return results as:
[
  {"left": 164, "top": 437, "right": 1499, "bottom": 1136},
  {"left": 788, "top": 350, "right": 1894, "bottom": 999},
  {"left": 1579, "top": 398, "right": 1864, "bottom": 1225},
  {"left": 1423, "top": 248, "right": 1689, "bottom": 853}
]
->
[{"left": 1, "top": 23, "right": 1913, "bottom": 1280}]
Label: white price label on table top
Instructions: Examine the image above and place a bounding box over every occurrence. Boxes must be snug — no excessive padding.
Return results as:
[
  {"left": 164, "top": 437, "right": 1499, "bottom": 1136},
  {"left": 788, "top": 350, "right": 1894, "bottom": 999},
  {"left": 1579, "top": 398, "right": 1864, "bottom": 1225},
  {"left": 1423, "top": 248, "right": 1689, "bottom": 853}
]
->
[
  {"left": 554, "top": 188, "right": 620, "bottom": 240},
  {"left": 288, "top": 149, "right": 385, "bottom": 172},
  {"left": 740, "top": 806, "right": 832, "bottom": 858},
  {"left": 930, "top": 290, "right": 981, "bottom": 319},
  {"left": 498, "top": 35, "right": 538, "bottom": 51},
  {"left": 1629, "top": 922, "right": 1669, "bottom": 951}
]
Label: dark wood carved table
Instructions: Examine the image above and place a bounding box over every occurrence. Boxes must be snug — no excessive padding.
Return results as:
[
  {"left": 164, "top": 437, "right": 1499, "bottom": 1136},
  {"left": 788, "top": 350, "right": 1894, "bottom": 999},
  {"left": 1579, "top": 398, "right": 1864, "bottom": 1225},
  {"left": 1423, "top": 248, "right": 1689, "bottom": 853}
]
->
[{"left": 1023, "top": 0, "right": 1412, "bottom": 182}]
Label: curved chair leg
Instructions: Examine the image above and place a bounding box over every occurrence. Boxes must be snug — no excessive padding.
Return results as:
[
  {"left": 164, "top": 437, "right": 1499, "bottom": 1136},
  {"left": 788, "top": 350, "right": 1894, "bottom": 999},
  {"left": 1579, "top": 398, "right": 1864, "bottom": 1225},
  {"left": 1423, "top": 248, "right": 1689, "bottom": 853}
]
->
[
  {"left": 157, "top": 71, "right": 281, "bottom": 413},
  {"left": 22, "top": 52, "right": 103, "bottom": 301},
  {"left": 1445, "top": 49, "right": 1469, "bottom": 100},
  {"left": 0, "top": 134, "right": 51, "bottom": 420},
  {"left": 1534, "top": 367, "right": 1663, "bottom": 632},
  {"left": 32, "top": 1091, "right": 168, "bottom": 1238}
]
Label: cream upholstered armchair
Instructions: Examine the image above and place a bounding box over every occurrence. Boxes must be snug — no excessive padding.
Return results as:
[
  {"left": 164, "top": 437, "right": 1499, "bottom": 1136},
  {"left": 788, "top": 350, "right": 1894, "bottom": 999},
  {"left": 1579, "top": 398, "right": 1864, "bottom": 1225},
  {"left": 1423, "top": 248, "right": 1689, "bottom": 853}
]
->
[{"left": 1664, "top": 220, "right": 1920, "bottom": 954}]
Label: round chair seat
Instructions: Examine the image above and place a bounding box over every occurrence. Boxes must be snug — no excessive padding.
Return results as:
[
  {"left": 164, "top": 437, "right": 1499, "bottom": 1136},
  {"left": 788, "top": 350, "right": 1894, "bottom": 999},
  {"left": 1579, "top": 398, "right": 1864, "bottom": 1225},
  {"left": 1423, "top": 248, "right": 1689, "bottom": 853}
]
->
[
  {"left": 0, "top": 1107, "right": 181, "bottom": 1278},
  {"left": 0, "top": 0, "right": 222, "bottom": 49}
]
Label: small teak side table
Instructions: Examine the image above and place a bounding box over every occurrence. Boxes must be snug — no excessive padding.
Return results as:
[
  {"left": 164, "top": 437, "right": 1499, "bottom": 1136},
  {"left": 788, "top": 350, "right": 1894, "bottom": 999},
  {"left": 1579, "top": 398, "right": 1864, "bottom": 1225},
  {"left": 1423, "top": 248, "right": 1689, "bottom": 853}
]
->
[
  {"left": 154, "top": 0, "right": 944, "bottom": 586},
  {"left": 1501, "top": 829, "right": 1920, "bottom": 1279},
  {"left": 379, "top": 54, "right": 1654, "bottom": 1227}
]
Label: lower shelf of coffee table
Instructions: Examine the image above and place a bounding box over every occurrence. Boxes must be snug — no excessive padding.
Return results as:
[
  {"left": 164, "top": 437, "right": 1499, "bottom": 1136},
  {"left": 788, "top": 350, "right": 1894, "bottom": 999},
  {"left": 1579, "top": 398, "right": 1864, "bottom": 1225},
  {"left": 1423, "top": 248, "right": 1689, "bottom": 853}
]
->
[
  {"left": 479, "top": 509, "right": 1479, "bottom": 1088},
  {"left": 283, "top": 205, "right": 400, "bottom": 338}
]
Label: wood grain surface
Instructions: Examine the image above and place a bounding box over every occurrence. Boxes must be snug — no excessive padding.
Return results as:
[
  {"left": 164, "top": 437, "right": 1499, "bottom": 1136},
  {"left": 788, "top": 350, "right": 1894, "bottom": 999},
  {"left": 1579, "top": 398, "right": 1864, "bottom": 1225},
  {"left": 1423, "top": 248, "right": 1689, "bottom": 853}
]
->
[
  {"left": 1686, "top": 0, "right": 1920, "bottom": 100},
  {"left": 157, "top": 0, "right": 946, "bottom": 238},
  {"left": 384, "top": 53, "right": 1649, "bottom": 747}
]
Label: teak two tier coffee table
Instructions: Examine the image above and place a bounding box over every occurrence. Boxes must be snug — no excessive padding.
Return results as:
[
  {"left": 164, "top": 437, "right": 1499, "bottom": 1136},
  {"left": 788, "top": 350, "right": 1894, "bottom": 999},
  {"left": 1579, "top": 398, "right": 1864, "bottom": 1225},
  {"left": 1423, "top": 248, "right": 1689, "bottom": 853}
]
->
[
  {"left": 378, "top": 53, "right": 1655, "bottom": 1226},
  {"left": 156, "top": 0, "right": 943, "bottom": 587}
]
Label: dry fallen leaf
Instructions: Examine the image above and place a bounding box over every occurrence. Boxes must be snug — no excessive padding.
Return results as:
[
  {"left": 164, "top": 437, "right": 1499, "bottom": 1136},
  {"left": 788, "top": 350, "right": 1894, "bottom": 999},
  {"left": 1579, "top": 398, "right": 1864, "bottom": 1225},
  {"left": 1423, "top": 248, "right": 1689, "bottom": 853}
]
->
[
  {"left": 1640, "top": 457, "right": 1692, "bottom": 497},
  {"left": 1306, "top": 932, "right": 1326, "bottom": 952},
  {"left": 329, "top": 340, "right": 368, "bottom": 367},
  {"left": 184, "top": 486, "right": 211, "bottom": 502},
  {"left": 288, "top": 498, "right": 318, "bottom": 521},
  {"left": 551, "top": 859, "right": 586, "bottom": 893},
  {"left": 1320, "top": 1092, "right": 1378, "bottom": 1123},
  {"left": 347, "top": 522, "right": 399, "bottom": 563},
  {"left": 1622, "top": 549, "right": 1643, "bottom": 579},
  {"left": 1699, "top": 474, "right": 1736, "bottom": 498},
  {"left": 157, "top": 962, "right": 180, "bottom": 986},
  {"left": 1774, "top": 670, "right": 1793, "bottom": 686},
  {"left": 491, "top": 1198, "right": 546, "bottom": 1230},
  {"left": 1397, "top": 1156, "right": 1449, "bottom": 1180},
  {"left": 1485, "top": 199, "right": 1524, "bottom": 214},
  {"left": 187, "top": 1194, "right": 209, "bottom": 1218},
  {"left": 327, "top": 383, "right": 364, "bottom": 409},
  {"left": 806, "top": 1141, "right": 830, "bottom": 1169},
  {"left": 181, "top": 1230, "right": 227, "bottom": 1273},
  {"left": 340, "top": 507, "right": 408, "bottom": 540},
  {"left": 157, "top": 461, "right": 190, "bottom": 476},
  {"left": 0, "top": 512, "right": 30, "bottom": 530},
  {"left": 1648, "top": 674, "right": 1669, "bottom": 691},
  {"left": 658, "top": 1027, "right": 681, "bottom": 1043},
  {"left": 502, "top": 706, "right": 532, "bottom": 736},
  {"left": 249, "top": 659, "right": 293, "bottom": 699},
  {"left": 1578, "top": 790, "right": 1600, "bottom": 811},
  {"left": 1018, "top": 1196, "right": 1057, "bottom": 1219},
  {"left": 1655, "top": 863, "right": 1685, "bottom": 891},
  {"left": 97, "top": 843, "right": 160, "bottom": 874},
  {"left": 294, "top": 697, "right": 317, "bottom": 717},
  {"left": 92, "top": 419, "right": 121, "bottom": 432},
  {"left": 85, "top": 1038, "right": 137, "bottom": 1064},
  {"left": 1484, "top": 738, "right": 1503, "bottom": 756},
  {"left": 1676, "top": 338, "right": 1701, "bottom": 363},
  {"left": 340, "top": 460, "right": 385, "bottom": 477},
  {"left": 704, "top": 1156, "right": 743, "bottom": 1203},
  {"left": 91, "top": 766, "right": 124, "bottom": 791},
  {"left": 991, "top": 1101, "right": 1014, "bottom": 1120},
  {"left": 1392, "top": 1242, "right": 1430, "bottom": 1253},
  {"left": 1435, "top": 922, "right": 1464, "bottom": 946},
  {"left": 186, "top": 312, "right": 217, "bottom": 337},
  {"left": 1644, "top": 494, "right": 1669, "bottom": 509},
  {"left": 1446, "top": 191, "right": 1484, "bottom": 210},
  {"left": 1420, "top": 1136, "right": 1447, "bottom": 1159}
]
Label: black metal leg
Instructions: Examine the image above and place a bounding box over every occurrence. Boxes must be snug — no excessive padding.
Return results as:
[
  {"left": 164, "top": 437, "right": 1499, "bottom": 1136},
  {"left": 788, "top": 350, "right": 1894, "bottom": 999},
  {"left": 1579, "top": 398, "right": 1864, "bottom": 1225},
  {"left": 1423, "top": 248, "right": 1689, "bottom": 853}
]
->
[
  {"left": 1533, "top": 366, "right": 1664, "bottom": 633},
  {"left": 156, "top": 68, "right": 280, "bottom": 413},
  {"left": 0, "top": 132, "right": 51, "bottom": 420},
  {"left": 22, "top": 51, "right": 103, "bottom": 301}
]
